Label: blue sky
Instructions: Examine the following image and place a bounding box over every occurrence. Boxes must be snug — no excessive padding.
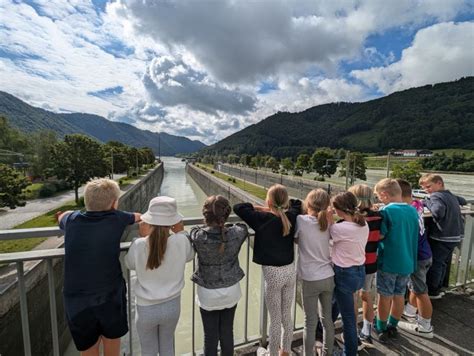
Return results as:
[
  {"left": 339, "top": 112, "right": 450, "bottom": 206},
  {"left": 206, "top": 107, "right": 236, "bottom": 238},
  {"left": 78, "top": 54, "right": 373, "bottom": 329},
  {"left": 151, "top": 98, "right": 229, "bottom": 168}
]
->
[{"left": 0, "top": 0, "right": 473, "bottom": 143}]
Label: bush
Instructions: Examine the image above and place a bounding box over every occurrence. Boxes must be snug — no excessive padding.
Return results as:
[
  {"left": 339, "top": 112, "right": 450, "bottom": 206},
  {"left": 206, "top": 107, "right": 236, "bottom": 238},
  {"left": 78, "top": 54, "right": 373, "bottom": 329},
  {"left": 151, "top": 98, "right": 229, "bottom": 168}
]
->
[
  {"left": 39, "top": 183, "right": 57, "bottom": 198},
  {"left": 78, "top": 196, "right": 85, "bottom": 207},
  {"left": 53, "top": 180, "right": 70, "bottom": 192},
  {"left": 211, "top": 170, "right": 215, "bottom": 174}
]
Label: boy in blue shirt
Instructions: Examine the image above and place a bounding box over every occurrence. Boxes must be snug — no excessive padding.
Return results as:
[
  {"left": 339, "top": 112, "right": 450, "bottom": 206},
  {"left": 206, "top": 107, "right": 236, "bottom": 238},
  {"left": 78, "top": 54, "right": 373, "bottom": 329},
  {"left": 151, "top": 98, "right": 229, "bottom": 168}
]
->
[
  {"left": 373, "top": 178, "right": 418, "bottom": 342},
  {"left": 58, "top": 178, "right": 140, "bottom": 355}
]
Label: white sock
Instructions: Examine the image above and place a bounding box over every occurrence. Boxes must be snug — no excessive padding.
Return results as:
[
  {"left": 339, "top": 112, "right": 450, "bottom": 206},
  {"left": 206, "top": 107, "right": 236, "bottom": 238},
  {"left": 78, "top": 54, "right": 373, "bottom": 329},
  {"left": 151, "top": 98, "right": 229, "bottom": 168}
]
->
[
  {"left": 404, "top": 303, "right": 417, "bottom": 316},
  {"left": 418, "top": 316, "right": 432, "bottom": 330},
  {"left": 362, "top": 319, "right": 372, "bottom": 335}
]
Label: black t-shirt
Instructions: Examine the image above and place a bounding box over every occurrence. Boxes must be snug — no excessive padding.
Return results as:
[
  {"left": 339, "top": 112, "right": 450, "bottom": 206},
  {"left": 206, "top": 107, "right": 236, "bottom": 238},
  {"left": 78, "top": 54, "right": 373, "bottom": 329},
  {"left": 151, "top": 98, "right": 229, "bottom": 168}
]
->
[
  {"left": 233, "top": 200, "right": 301, "bottom": 266},
  {"left": 60, "top": 210, "right": 135, "bottom": 296}
]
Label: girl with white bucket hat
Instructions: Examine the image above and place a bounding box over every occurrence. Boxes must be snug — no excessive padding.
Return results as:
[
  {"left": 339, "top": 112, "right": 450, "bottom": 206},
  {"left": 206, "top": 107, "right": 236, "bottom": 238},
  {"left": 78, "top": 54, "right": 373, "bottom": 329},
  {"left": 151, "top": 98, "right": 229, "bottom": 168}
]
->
[{"left": 125, "top": 196, "right": 194, "bottom": 356}]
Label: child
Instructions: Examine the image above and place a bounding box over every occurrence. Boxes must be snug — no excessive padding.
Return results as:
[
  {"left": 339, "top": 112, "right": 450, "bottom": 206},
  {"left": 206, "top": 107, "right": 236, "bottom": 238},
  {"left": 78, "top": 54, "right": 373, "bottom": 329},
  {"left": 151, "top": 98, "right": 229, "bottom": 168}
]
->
[
  {"left": 234, "top": 184, "right": 301, "bottom": 356},
  {"left": 348, "top": 184, "right": 382, "bottom": 346},
  {"left": 57, "top": 178, "right": 140, "bottom": 356},
  {"left": 329, "top": 192, "right": 368, "bottom": 356},
  {"left": 419, "top": 174, "right": 466, "bottom": 299},
  {"left": 125, "top": 196, "right": 194, "bottom": 355},
  {"left": 395, "top": 179, "right": 434, "bottom": 338},
  {"left": 373, "top": 178, "right": 418, "bottom": 342},
  {"left": 190, "top": 195, "right": 248, "bottom": 356},
  {"left": 295, "top": 189, "right": 334, "bottom": 356}
]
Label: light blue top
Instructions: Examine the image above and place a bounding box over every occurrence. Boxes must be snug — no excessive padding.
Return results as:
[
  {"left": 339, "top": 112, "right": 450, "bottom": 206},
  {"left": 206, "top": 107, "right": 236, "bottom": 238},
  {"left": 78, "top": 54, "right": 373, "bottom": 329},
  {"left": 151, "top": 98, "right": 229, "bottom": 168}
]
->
[{"left": 378, "top": 203, "right": 419, "bottom": 275}]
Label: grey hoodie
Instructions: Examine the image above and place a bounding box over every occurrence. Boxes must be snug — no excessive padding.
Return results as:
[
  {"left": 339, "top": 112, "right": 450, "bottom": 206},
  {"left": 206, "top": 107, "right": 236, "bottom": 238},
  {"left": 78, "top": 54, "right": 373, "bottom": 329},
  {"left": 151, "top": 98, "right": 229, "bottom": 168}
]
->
[{"left": 424, "top": 190, "right": 466, "bottom": 243}]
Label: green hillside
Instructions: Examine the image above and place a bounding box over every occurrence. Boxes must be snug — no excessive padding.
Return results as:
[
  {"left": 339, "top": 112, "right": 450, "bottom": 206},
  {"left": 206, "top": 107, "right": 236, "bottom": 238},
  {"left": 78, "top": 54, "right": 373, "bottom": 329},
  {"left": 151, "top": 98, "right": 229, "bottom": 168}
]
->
[
  {"left": 0, "top": 92, "right": 206, "bottom": 155},
  {"left": 203, "top": 77, "right": 474, "bottom": 157}
]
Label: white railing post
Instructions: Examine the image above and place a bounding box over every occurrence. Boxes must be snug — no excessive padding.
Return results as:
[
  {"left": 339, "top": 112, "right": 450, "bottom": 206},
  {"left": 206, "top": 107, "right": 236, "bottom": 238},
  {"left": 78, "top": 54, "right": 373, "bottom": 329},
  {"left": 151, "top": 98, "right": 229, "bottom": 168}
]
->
[
  {"left": 47, "top": 259, "right": 60, "bottom": 356},
  {"left": 457, "top": 213, "right": 474, "bottom": 286},
  {"left": 16, "top": 261, "right": 32, "bottom": 356}
]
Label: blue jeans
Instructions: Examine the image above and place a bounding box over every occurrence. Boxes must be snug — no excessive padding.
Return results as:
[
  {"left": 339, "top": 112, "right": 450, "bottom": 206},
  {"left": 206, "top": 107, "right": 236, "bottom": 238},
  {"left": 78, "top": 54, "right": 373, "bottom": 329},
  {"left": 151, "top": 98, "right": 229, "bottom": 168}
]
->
[
  {"left": 334, "top": 265, "right": 365, "bottom": 356},
  {"left": 427, "top": 239, "right": 458, "bottom": 295}
]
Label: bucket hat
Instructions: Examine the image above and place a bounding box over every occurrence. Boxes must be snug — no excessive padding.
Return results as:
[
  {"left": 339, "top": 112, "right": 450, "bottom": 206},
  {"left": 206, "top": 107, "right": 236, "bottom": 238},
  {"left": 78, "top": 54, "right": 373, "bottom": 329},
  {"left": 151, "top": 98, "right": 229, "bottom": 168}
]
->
[{"left": 141, "top": 196, "right": 183, "bottom": 226}]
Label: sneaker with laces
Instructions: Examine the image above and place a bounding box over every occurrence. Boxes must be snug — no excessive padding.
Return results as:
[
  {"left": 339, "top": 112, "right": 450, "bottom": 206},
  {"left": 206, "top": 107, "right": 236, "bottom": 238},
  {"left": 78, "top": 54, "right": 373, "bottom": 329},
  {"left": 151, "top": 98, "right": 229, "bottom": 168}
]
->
[
  {"left": 372, "top": 326, "right": 389, "bottom": 344},
  {"left": 257, "top": 346, "right": 270, "bottom": 356},
  {"left": 428, "top": 291, "right": 445, "bottom": 300},
  {"left": 398, "top": 321, "right": 434, "bottom": 338},
  {"left": 401, "top": 312, "right": 417, "bottom": 323},
  {"left": 359, "top": 330, "right": 374, "bottom": 347}
]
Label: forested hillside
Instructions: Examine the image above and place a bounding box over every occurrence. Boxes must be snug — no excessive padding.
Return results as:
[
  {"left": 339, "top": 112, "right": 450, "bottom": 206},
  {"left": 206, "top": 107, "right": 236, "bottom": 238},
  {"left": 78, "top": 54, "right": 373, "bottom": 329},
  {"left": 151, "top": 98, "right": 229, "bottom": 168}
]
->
[{"left": 203, "top": 77, "right": 474, "bottom": 157}]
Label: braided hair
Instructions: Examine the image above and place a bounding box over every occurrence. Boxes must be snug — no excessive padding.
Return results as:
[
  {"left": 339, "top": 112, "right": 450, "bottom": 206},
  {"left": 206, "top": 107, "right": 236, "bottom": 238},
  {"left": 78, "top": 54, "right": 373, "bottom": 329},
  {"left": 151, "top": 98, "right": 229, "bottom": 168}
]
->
[{"left": 202, "top": 195, "right": 232, "bottom": 253}]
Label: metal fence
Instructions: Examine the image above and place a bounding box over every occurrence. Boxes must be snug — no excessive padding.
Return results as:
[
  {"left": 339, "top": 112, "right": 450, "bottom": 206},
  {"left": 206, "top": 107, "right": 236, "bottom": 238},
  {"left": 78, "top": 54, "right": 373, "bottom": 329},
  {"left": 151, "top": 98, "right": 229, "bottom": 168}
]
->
[{"left": 1, "top": 211, "right": 473, "bottom": 356}]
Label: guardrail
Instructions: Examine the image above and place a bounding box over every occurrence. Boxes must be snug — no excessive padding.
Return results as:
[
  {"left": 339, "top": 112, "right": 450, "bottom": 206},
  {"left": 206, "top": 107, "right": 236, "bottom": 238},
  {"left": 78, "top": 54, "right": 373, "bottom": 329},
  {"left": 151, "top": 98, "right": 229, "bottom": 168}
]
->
[
  {"left": 1, "top": 211, "right": 473, "bottom": 355},
  {"left": 0, "top": 216, "right": 276, "bottom": 356}
]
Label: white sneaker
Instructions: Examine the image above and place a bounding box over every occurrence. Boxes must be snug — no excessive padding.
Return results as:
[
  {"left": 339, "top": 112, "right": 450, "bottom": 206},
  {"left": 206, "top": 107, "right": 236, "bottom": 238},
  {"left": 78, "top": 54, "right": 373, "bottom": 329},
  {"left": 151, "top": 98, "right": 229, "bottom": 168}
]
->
[
  {"left": 257, "top": 346, "right": 270, "bottom": 356},
  {"left": 401, "top": 312, "right": 417, "bottom": 323},
  {"left": 398, "top": 321, "right": 434, "bottom": 338}
]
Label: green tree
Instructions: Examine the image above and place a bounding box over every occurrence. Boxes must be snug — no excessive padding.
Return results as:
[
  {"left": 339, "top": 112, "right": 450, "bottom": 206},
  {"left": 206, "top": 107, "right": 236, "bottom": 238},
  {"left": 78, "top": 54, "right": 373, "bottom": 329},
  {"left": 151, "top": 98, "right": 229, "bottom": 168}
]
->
[
  {"left": 311, "top": 148, "right": 337, "bottom": 178},
  {"left": 295, "top": 153, "right": 311, "bottom": 174},
  {"left": 281, "top": 157, "right": 294, "bottom": 172},
  {"left": 50, "top": 134, "right": 109, "bottom": 203},
  {"left": 239, "top": 154, "right": 251, "bottom": 166},
  {"left": 29, "top": 130, "right": 57, "bottom": 179},
  {"left": 0, "top": 163, "right": 28, "bottom": 208},
  {"left": 250, "top": 156, "right": 260, "bottom": 168},
  {"left": 391, "top": 161, "right": 422, "bottom": 188},
  {"left": 0, "top": 116, "right": 29, "bottom": 158},
  {"left": 339, "top": 152, "right": 367, "bottom": 184},
  {"left": 104, "top": 141, "right": 130, "bottom": 174},
  {"left": 227, "top": 154, "right": 239, "bottom": 164},
  {"left": 266, "top": 157, "right": 279, "bottom": 172}
]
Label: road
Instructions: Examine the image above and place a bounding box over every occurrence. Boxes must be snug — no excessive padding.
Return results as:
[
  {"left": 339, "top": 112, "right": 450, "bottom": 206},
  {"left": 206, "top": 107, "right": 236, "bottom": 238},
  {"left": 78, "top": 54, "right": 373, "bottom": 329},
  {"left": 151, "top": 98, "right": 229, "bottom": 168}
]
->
[{"left": 0, "top": 174, "right": 126, "bottom": 230}]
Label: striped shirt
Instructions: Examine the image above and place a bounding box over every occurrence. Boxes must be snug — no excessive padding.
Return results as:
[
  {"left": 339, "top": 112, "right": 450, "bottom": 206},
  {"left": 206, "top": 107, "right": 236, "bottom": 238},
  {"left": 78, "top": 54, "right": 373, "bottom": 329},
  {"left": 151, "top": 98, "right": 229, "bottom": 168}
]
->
[{"left": 363, "top": 210, "right": 382, "bottom": 274}]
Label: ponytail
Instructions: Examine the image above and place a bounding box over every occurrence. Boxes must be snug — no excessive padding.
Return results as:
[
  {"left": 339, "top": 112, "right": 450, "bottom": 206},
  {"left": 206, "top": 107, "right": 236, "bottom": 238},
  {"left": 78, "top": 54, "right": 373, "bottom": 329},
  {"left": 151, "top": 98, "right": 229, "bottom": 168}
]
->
[
  {"left": 317, "top": 209, "right": 328, "bottom": 231},
  {"left": 276, "top": 208, "right": 292, "bottom": 236},
  {"left": 353, "top": 210, "right": 366, "bottom": 227},
  {"left": 202, "top": 195, "right": 231, "bottom": 253},
  {"left": 146, "top": 225, "right": 170, "bottom": 270}
]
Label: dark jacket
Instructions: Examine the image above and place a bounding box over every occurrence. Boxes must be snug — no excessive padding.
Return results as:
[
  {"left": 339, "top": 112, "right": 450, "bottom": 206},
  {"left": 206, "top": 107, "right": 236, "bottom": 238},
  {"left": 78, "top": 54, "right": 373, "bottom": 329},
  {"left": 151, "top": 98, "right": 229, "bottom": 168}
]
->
[
  {"left": 424, "top": 190, "right": 466, "bottom": 243},
  {"left": 233, "top": 199, "right": 302, "bottom": 266},
  {"left": 190, "top": 223, "right": 248, "bottom": 289}
]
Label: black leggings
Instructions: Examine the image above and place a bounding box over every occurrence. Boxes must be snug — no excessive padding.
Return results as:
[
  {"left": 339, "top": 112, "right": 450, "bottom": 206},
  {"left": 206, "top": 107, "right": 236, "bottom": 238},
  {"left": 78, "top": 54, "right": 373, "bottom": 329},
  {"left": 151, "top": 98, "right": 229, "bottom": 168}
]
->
[{"left": 200, "top": 305, "right": 237, "bottom": 356}]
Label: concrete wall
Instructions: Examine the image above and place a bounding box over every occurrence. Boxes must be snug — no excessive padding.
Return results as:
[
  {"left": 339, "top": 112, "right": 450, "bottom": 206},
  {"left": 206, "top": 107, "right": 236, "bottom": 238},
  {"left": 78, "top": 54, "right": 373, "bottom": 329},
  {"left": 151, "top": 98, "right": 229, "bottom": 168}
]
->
[
  {"left": 217, "top": 163, "right": 345, "bottom": 199},
  {"left": 0, "top": 163, "right": 164, "bottom": 356}
]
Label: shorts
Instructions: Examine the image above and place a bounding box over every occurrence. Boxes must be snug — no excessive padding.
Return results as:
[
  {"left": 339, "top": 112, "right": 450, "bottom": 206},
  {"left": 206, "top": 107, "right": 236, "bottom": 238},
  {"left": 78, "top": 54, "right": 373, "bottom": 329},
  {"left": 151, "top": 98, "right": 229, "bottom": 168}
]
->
[
  {"left": 376, "top": 270, "right": 410, "bottom": 297},
  {"left": 64, "top": 280, "right": 128, "bottom": 351},
  {"left": 361, "top": 272, "right": 376, "bottom": 293},
  {"left": 408, "top": 258, "right": 432, "bottom": 294}
]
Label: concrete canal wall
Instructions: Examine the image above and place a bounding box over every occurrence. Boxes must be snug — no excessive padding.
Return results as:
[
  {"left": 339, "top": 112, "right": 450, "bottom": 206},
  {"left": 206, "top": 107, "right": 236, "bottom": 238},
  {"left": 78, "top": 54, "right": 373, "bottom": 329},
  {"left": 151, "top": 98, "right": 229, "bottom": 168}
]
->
[{"left": 0, "top": 163, "right": 164, "bottom": 356}]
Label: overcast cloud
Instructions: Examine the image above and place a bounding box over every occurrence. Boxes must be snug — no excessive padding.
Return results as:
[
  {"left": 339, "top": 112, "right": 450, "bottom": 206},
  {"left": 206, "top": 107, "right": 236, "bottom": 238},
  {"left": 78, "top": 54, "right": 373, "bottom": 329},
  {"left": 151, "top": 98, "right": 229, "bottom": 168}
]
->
[{"left": 0, "top": 0, "right": 472, "bottom": 143}]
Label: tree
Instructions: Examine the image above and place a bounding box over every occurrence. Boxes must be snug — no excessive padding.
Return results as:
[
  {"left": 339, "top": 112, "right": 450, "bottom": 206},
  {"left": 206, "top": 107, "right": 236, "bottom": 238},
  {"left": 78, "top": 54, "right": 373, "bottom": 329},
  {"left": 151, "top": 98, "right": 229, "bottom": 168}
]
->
[
  {"left": 239, "top": 154, "right": 251, "bottom": 166},
  {"left": 250, "top": 156, "right": 260, "bottom": 168},
  {"left": 339, "top": 152, "right": 367, "bottom": 185},
  {"left": 29, "top": 131, "right": 57, "bottom": 179},
  {"left": 311, "top": 148, "right": 337, "bottom": 178},
  {"left": 227, "top": 154, "right": 239, "bottom": 164},
  {"left": 104, "top": 141, "right": 130, "bottom": 174},
  {"left": 391, "top": 161, "right": 423, "bottom": 188},
  {"left": 0, "top": 164, "right": 28, "bottom": 208},
  {"left": 281, "top": 157, "right": 294, "bottom": 172},
  {"left": 295, "top": 153, "right": 311, "bottom": 174},
  {"left": 266, "top": 157, "right": 280, "bottom": 172},
  {"left": 50, "top": 134, "right": 109, "bottom": 203}
]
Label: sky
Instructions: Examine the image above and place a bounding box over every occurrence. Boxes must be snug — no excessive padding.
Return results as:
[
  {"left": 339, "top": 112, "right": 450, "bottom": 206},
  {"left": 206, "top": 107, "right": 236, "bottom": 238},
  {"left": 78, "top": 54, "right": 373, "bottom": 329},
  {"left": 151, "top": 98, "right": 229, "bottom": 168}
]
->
[{"left": 0, "top": 0, "right": 473, "bottom": 144}]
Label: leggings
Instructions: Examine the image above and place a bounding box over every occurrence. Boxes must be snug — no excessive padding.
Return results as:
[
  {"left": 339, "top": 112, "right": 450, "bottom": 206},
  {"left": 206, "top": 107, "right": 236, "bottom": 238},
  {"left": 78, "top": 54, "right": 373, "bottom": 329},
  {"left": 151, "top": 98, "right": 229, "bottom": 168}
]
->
[
  {"left": 136, "top": 296, "right": 180, "bottom": 356},
  {"left": 262, "top": 263, "right": 296, "bottom": 356},
  {"left": 200, "top": 305, "right": 237, "bottom": 356}
]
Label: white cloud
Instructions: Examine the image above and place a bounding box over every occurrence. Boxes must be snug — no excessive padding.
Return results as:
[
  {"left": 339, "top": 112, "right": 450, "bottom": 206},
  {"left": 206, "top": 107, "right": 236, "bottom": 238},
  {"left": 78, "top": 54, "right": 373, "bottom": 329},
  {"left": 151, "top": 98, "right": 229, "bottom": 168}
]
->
[{"left": 351, "top": 21, "right": 474, "bottom": 93}]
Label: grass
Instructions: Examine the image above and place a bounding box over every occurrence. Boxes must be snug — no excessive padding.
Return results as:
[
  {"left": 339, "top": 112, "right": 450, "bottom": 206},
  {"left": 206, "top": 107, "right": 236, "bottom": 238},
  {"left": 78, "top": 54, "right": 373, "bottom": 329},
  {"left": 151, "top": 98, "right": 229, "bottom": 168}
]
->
[
  {"left": 432, "top": 149, "right": 474, "bottom": 157},
  {"left": 195, "top": 164, "right": 268, "bottom": 200}
]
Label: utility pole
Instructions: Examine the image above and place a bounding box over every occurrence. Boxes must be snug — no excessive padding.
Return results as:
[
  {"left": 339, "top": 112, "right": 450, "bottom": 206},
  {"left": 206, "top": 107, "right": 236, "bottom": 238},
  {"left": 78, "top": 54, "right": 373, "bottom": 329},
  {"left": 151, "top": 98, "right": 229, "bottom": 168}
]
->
[
  {"left": 136, "top": 150, "right": 139, "bottom": 175},
  {"left": 110, "top": 150, "right": 114, "bottom": 179},
  {"left": 386, "top": 150, "right": 391, "bottom": 178},
  {"left": 158, "top": 134, "right": 161, "bottom": 161},
  {"left": 345, "top": 150, "right": 350, "bottom": 190}
]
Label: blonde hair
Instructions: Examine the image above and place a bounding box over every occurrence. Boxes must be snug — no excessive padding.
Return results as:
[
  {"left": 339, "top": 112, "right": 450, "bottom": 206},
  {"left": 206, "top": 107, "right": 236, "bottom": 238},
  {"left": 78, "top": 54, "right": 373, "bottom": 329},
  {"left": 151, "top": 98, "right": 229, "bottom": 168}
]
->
[
  {"left": 348, "top": 184, "right": 374, "bottom": 211},
  {"left": 304, "top": 189, "right": 330, "bottom": 231},
  {"left": 202, "top": 195, "right": 231, "bottom": 253},
  {"left": 419, "top": 173, "right": 444, "bottom": 186},
  {"left": 374, "top": 178, "right": 402, "bottom": 198},
  {"left": 84, "top": 178, "right": 120, "bottom": 211},
  {"left": 331, "top": 192, "right": 366, "bottom": 226},
  {"left": 267, "top": 184, "right": 291, "bottom": 236},
  {"left": 147, "top": 225, "right": 170, "bottom": 270}
]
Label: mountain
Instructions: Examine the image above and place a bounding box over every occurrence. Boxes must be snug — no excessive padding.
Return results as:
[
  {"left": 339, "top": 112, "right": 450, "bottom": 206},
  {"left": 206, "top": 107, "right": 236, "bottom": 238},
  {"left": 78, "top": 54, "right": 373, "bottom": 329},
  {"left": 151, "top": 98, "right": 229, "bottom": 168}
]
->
[
  {"left": 0, "top": 91, "right": 206, "bottom": 156},
  {"left": 203, "top": 77, "right": 474, "bottom": 157}
]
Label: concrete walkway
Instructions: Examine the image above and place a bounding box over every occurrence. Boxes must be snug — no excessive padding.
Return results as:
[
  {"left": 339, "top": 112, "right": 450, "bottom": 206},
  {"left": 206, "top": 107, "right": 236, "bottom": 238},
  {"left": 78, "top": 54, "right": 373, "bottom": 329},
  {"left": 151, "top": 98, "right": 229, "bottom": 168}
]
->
[{"left": 0, "top": 174, "right": 126, "bottom": 229}]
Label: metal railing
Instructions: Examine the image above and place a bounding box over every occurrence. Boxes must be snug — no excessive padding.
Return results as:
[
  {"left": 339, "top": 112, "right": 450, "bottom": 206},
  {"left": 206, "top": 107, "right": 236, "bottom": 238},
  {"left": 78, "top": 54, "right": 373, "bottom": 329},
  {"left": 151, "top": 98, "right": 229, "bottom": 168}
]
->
[
  {"left": 0, "top": 216, "right": 276, "bottom": 356},
  {"left": 1, "top": 211, "right": 473, "bottom": 355}
]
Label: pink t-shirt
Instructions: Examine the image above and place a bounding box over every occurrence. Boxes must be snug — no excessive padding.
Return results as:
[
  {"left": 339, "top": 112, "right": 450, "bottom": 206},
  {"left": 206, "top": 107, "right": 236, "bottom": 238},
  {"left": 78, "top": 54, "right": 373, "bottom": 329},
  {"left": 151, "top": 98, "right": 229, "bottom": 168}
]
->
[{"left": 330, "top": 221, "right": 369, "bottom": 268}]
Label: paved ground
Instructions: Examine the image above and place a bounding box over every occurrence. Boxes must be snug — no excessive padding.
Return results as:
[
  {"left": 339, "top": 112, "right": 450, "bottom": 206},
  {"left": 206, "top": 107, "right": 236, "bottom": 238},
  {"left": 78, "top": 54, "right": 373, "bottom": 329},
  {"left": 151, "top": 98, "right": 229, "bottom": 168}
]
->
[
  {"left": 0, "top": 174, "right": 126, "bottom": 229},
  {"left": 238, "top": 291, "right": 474, "bottom": 356}
]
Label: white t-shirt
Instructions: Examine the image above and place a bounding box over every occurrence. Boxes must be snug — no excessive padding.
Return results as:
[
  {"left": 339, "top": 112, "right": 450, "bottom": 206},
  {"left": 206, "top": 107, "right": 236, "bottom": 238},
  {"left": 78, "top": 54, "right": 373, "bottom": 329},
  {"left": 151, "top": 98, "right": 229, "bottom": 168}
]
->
[
  {"left": 196, "top": 283, "right": 241, "bottom": 311},
  {"left": 294, "top": 215, "right": 334, "bottom": 281},
  {"left": 330, "top": 221, "right": 368, "bottom": 268},
  {"left": 125, "top": 232, "right": 194, "bottom": 306}
]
